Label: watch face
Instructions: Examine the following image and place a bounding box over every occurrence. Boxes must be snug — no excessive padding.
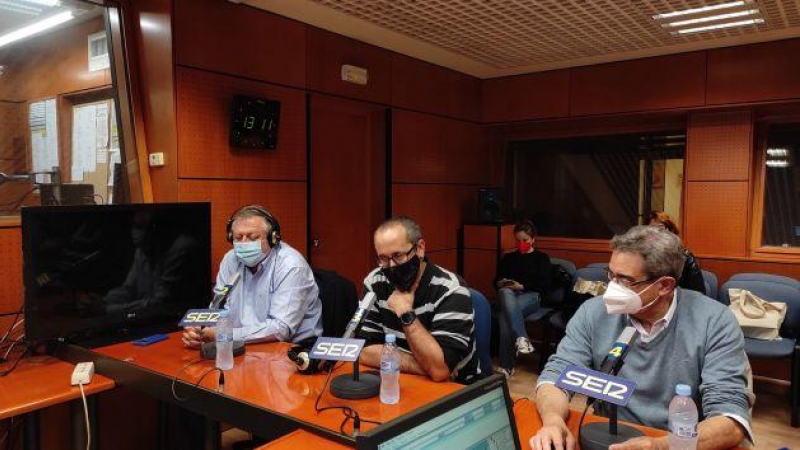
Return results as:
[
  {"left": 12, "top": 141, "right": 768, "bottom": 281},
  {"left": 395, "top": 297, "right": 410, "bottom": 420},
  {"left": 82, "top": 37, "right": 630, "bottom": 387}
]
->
[{"left": 401, "top": 311, "right": 416, "bottom": 325}]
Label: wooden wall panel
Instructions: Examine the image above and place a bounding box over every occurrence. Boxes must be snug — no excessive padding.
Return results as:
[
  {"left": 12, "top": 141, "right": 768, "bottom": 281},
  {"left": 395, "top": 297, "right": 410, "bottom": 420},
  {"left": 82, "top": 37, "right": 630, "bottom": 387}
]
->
[
  {"left": 463, "top": 249, "right": 498, "bottom": 297},
  {"left": 570, "top": 52, "right": 706, "bottom": 116},
  {"left": 0, "top": 102, "right": 26, "bottom": 174},
  {"left": 0, "top": 227, "right": 22, "bottom": 316},
  {"left": 392, "top": 184, "right": 476, "bottom": 251},
  {"left": 174, "top": 0, "right": 306, "bottom": 88},
  {"left": 448, "top": 71, "right": 482, "bottom": 124},
  {"left": 482, "top": 70, "right": 571, "bottom": 123},
  {"left": 686, "top": 111, "right": 752, "bottom": 182},
  {"left": 707, "top": 38, "right": 800, "bottom": 105},
  {"left": 391, "top": 54, "right": 480, "bottom": 121},
  {"left": 178, "top": 180, "right": 307, "bottom": 269},
  {"left": 392, "top": 109, "right": 490, "bottom": 184},
  {"left": 131, "top": 0, "right": 178, "bottom": 202},
  {"left": 306, "top": 28, "right": 391, "bottom": 104},
  {"left": 697, "top": 257, "right": 800, "bottom": 288},
  {"left": 176, "top": 67, "right": 306, "bottom": 181},
  {"left": 132, "top": 0, "right": 179, "bottom": 201},
  {"left": 0, "top": 18, "right": 109, "bottom": 102},
  {"left": 494, "top": 111, "right": 687, "bottom": 142},
  {"left": 684, "top": 182, "right": 750, "bottom": 258},
  {"left": 427, "top": 249, "right": 458, "bottom": 275}
]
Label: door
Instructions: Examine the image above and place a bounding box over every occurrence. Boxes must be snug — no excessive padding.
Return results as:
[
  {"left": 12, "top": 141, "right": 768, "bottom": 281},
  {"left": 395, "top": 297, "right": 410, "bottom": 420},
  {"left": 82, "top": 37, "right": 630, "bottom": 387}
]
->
[{"left": 310, "top": 94, "right": 387, "bottom": 286}]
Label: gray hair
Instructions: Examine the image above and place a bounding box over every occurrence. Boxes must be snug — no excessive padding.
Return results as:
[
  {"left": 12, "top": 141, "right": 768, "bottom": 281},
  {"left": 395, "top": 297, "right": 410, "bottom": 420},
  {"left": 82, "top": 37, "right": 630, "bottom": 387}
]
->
[
  {"left": 610, "top": 225, "right": 685, "bottom": 279},
  {"left": 376, "top": 216, "right": 422, "bottom": 244},
  {"left": 231, "top": 205, "right": 274, "bottom": 234}
]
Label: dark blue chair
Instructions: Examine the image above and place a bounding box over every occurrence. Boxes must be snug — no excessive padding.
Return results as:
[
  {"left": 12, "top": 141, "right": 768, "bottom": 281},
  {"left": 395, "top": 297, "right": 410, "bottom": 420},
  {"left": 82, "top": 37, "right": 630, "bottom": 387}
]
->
[
  {"left": 469, "top": 288, "right": 493, "bottom": 379},
  {"left": 586, "top": 262, "right": 609, "bottom": 269},
  {"left": 701, "top": 269, "right": 718, "bottom": 300},
  {"left": 532, "top": 258, "right": 577, "bottom": 370},
  {"left": 719, "top": 273, "right": 800, "bottom": 427}
]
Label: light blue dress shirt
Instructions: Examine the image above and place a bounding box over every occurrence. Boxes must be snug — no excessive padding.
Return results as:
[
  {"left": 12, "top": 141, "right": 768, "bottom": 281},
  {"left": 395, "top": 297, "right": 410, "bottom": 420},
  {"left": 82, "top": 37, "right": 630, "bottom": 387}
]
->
[{"left": 215, "top": 242, "right": 322, "bottom": 343}]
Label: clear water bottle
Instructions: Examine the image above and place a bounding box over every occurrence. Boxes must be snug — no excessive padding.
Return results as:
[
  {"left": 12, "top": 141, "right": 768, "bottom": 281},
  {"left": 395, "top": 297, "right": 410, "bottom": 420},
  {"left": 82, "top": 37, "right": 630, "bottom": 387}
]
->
[
  {"left": 215, "top": 310, "right": 234, "bottom": 371},
  {"left": 380, "top": 334, "right": 400, "bottom": 404},
  {"left": 668, "top": 384, "right": 698, "bottom": 450}
]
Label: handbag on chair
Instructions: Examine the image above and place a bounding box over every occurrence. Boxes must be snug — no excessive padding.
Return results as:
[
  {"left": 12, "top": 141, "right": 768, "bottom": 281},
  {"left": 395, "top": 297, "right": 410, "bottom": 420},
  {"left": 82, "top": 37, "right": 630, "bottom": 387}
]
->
[{"left": 728, "top": 288, "right": 788, "bottom": 340}]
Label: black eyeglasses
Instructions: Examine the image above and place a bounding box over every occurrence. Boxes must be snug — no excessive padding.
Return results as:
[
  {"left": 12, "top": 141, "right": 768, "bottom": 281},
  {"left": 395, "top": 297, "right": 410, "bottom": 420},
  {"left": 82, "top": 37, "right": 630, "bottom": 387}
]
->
[
  {"left": 376, "top": 244, "right": 417, "bottom": 268},
  {"left": 603, "top": 268, "right": 655, "bottom": 288}
]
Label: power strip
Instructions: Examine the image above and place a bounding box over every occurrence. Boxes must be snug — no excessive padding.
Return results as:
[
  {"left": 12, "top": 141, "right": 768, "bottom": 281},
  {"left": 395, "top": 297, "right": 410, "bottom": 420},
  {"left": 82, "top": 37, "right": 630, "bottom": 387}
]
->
[{"left": 71, "top": 362, "right": 95, "bottom": 386}]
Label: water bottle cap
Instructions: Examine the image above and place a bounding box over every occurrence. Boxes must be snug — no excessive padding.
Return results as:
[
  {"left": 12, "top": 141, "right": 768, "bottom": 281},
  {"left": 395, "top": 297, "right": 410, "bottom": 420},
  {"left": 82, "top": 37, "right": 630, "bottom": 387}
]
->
[
  {"left": 676, "top": 384, "right": 691, "bottom": 396},
  {"left": 385, "top": 334, "right": 396, "bottom": 343}
]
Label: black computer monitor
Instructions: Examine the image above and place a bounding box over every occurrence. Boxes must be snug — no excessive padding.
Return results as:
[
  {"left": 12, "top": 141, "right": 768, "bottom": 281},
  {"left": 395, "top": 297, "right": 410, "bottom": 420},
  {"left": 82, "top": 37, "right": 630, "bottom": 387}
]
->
[
  {"left": 22, "top": 202, "right": 212, "bottom": 346},
  {"left": 357, "top": 375, "right": 521, "bottom": 450}
]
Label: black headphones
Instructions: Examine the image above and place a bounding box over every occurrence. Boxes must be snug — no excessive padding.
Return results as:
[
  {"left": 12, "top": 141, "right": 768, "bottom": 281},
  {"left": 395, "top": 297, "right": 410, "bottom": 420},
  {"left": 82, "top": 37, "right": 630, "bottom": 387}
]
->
[{"left": 226, "top": 205, "right": 282, "bottom": 248}]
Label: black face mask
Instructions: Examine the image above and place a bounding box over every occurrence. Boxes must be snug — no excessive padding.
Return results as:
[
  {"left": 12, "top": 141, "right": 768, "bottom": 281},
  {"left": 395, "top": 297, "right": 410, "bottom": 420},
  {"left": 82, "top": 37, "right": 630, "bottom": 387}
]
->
[{"left": 381, "top": 255, "right": 420, "bottom": 292}]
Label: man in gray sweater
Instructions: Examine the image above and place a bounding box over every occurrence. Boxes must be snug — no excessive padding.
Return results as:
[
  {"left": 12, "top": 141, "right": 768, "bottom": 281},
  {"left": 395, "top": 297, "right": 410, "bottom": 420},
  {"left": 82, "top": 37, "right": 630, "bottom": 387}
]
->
[{"left": 531, "top": 226, "right": 752, "bottom": 450}]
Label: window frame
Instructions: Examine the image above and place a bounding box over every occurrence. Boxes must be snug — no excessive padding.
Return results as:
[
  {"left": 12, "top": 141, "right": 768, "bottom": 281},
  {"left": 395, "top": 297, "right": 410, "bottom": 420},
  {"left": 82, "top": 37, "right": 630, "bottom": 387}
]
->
[
  {"left": 506, "top": 128, "right": 688, "bottom": 243},
  {"left": 750, "top": 118, "right": 800, "bottom": 259}
]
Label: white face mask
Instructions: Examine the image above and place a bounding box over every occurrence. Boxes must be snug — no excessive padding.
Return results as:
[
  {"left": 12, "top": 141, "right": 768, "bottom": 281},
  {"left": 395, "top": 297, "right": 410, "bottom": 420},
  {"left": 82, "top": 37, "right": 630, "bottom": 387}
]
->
[{"left": 603, "top": 279, "right": 661, "bottom": 315}]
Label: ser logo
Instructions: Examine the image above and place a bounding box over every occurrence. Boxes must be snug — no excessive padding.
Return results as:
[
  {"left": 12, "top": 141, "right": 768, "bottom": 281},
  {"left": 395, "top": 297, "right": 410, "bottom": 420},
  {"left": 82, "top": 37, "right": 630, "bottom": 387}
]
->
[
  {"left": 310, "top": 337, "right": 366, "bottom": 362},
  {"left": 555, "top": 364, "right": 637, "bottom": 406},
  {"left": 178, "top": 309, "right": 223, "bottom": 327}
]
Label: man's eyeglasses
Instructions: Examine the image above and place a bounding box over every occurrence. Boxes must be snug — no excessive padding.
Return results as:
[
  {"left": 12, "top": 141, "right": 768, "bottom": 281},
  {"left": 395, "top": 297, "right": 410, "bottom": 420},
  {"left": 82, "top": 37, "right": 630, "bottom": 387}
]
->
[
  {"left": 376, "top": 244, "right": 417, "bottom": 268},
  {"left": 603, "top": 268, "right": 655, "bottom": 288}
]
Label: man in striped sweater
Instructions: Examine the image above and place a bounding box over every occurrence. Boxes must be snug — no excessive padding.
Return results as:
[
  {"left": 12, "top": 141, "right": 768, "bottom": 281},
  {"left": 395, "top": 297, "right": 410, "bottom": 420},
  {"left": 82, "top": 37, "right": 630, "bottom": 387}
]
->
[{"left": 357, "top": 216, "right": 480, "bottom": 383}]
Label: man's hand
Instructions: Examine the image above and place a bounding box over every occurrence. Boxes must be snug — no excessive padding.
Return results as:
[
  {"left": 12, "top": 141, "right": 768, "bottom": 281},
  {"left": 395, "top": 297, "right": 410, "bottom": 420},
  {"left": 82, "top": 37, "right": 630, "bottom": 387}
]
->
[
  {"left": 387, "top": 290, "right": 415, "bottom": 317},
  {"left": 508, "top": 281, "right": 524, "bottom": 291},
  {"left": 608, "top": 436, "right": 668, "bottom": 450},
  {"left": 529, "top": 414, "right": 575, "bottom": 450},
  {"left": 181, "top": 326, "right": 214, "bottom": 348}
]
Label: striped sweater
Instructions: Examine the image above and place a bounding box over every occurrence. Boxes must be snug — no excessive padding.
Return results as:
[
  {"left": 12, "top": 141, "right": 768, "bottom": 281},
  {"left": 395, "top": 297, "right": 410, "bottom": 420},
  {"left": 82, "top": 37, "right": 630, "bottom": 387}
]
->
[{"left": 358, "top": 260, "right": 480, "bottom": 383}]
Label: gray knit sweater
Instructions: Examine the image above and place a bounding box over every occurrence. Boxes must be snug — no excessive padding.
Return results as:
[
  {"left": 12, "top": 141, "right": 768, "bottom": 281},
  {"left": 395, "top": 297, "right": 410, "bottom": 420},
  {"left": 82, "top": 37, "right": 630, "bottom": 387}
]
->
[{"left": 539, "top": 288, "right": 751, "bottom": 431}]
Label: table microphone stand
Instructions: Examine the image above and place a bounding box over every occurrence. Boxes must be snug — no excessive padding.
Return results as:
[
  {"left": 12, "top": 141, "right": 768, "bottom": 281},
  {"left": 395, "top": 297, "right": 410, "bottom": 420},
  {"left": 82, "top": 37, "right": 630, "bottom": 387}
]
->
[
  {"left": 579, "top": 361, "right": 643, "bottom": 450},
  {"left": 330, "top": 356, "right": 380, "bottom": 400}
]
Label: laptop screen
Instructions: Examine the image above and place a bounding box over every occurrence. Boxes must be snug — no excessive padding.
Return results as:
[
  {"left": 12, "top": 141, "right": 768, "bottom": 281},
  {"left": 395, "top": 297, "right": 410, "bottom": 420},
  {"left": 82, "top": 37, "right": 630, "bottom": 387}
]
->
[{"left": 359, "top": 376, "right": 520, "bottom": 450}]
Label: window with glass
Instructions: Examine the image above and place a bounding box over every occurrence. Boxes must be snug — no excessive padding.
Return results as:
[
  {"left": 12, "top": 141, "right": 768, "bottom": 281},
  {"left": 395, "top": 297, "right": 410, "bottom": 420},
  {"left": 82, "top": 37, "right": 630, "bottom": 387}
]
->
[
  {"left": 508, "top": 131, "right": 686, "bottom": 239},
  {"left": 760, "top": 122, "right": 800, "bottom": 248},
  {"left": 0, "top": 0, "right": 139, "bottom": 217}
]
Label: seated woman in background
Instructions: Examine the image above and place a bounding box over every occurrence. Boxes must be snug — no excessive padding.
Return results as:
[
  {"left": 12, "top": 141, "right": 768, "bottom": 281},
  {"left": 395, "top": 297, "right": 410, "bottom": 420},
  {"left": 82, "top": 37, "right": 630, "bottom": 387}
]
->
[
  {"left": 649, "top": 211, "right": 707, "bottom": 295},
  {"left": 494, "top": 220, "right": 551, "bottom": 378}
]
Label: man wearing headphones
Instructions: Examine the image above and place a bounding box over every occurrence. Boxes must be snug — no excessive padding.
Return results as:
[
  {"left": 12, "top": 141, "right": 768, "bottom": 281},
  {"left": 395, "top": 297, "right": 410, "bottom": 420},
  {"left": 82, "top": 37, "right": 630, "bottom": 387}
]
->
[{"left": 182, "top": 205, "right": 322, "bottom": 346}]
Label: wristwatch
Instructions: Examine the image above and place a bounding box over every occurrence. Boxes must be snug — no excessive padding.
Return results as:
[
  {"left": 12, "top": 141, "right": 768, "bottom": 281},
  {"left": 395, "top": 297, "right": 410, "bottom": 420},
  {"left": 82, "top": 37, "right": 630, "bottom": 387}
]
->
[{"left": 400, "top": 310, "right": 417, "bottom": 326}]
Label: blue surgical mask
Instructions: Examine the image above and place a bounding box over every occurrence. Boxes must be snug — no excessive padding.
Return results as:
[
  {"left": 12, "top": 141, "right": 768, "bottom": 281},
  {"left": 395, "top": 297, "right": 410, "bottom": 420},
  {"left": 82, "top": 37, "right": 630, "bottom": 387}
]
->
[{"left": 233, "top": 241, "right": 267, "bottom": 267}]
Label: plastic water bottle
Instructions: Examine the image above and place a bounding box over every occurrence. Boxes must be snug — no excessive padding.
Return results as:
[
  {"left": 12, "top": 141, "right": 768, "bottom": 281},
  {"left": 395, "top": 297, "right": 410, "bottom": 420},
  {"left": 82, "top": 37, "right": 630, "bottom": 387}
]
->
[
  {"left": 668, "top": 384, "right": 698, "bottom": 450},
  {"left": 380, "top": 334, "right": 400, "bottom": 404},
  {"left": 215, "top": 310, "right": 234, "bottom": 371}
]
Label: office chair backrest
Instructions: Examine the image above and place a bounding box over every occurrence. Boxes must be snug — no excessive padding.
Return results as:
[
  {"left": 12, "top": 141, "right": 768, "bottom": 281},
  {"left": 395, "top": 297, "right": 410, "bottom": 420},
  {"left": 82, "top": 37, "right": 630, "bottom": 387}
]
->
[
  {"left": 720, "top": 273, "right": 800, "bottom": 339},
  {"left": 701, "top": 270, "right": 718, "bottom": 300},
  {"left": 468, "top": 288, "right": 493, "bottom": 379},
  {"left": 312, "top": 268, "right": 359, "bottom": 338}
]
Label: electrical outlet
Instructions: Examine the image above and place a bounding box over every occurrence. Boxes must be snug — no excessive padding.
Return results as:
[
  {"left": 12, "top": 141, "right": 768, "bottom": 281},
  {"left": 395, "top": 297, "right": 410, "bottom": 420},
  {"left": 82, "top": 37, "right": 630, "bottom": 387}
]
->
[
  {"left": 71, "top": 362, "right": 95, "bottom": 385},
  {"left": 149, "top": 152, "right": 165, "bottom": 167}
]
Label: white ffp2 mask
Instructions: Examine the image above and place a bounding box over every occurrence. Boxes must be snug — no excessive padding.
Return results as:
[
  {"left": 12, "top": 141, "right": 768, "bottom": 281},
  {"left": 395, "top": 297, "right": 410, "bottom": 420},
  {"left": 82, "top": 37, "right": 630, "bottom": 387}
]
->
[{"left": 603, "top": 279, "right": 661, "bottom": 315}]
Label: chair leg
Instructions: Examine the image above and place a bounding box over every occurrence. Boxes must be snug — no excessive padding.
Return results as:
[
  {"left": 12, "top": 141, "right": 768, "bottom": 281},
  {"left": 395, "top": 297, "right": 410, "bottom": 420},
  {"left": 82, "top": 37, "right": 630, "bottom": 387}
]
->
[{"left": 792, "top": 346, "right": 799, "bottom": 427}]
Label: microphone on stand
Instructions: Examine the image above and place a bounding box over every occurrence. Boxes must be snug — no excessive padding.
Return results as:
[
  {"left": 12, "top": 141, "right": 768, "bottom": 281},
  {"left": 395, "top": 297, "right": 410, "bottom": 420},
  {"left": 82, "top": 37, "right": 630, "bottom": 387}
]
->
[
  {"left": 287, "top": 292, "right": 379, "bottom": 378},
  {"left": 329, "top": 292, "right": 382, "bottom": 399},
  {"left": 578, "top": 326, "right": 643, "bottom": 450}
]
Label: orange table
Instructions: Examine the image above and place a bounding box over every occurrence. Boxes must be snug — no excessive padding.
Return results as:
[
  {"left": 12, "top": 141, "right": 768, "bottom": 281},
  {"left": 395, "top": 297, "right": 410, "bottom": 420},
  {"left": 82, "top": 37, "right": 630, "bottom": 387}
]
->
[
  {"left": 86, "top": 332, "right": 463, "bottom": 444},
  {"left": 0, "top": 356, "right": 115, "bottom": 450},
  {"left": 258, "top": 399, "right": 747, "bottom": 449}
]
